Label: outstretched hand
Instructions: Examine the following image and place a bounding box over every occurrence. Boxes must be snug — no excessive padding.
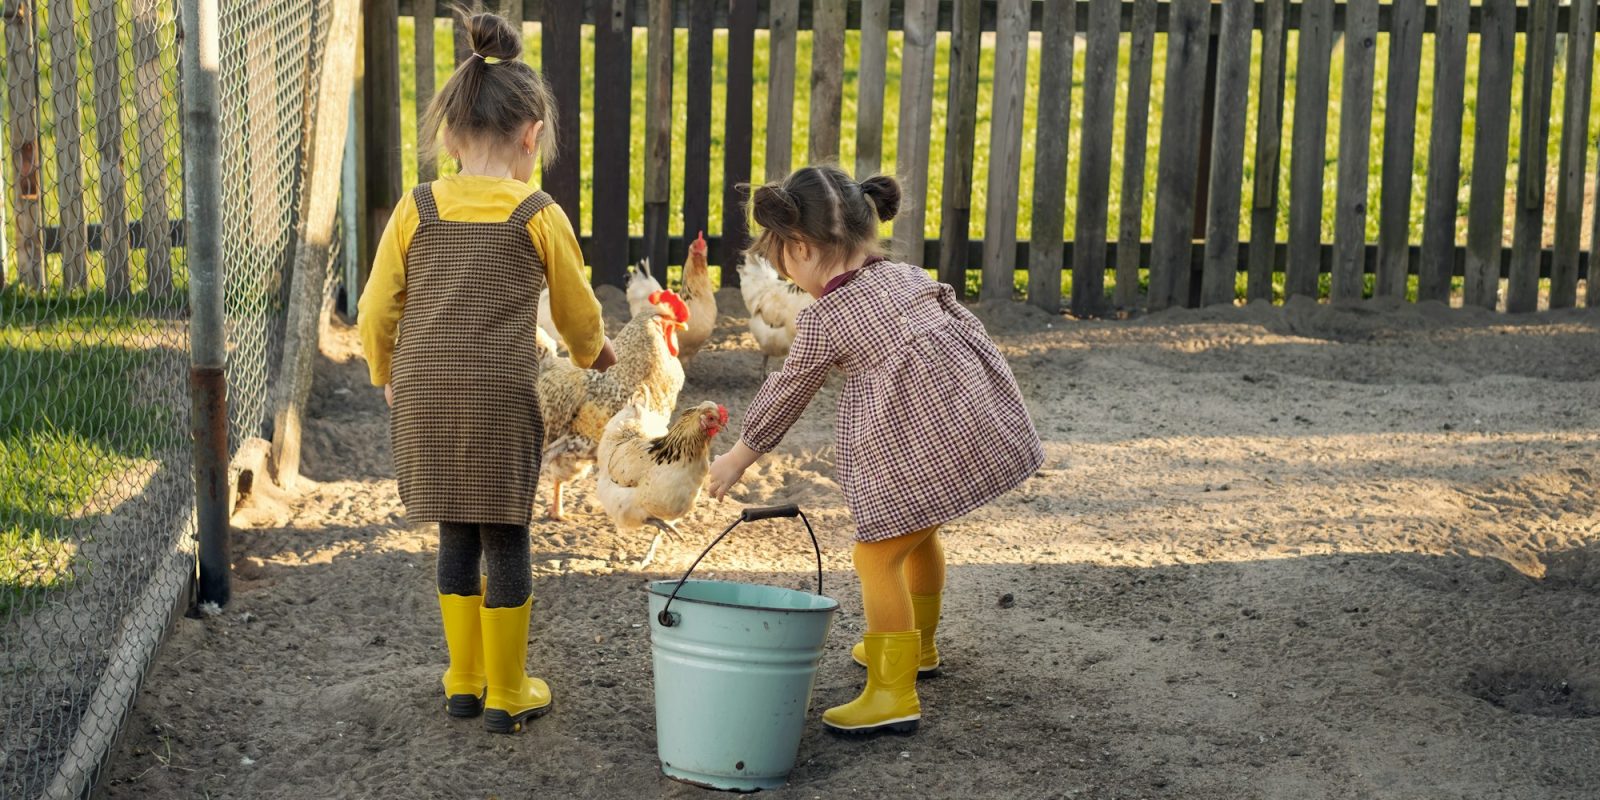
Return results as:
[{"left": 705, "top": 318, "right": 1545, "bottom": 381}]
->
[
  {"left": 707, "top": 441, "right": 762, "bottom": 501},
  {"left": 590, "top": 339, "right": 618, "bottom": 372}
]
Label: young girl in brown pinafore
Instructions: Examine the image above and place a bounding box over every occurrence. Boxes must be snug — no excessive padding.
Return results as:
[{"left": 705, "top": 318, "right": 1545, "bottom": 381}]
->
[
  {"left": 358, "top": 9, "right": 615, "bottom": 735},
  {"left": 708, "top": 165, "right": 1044, "bottom": 737}
]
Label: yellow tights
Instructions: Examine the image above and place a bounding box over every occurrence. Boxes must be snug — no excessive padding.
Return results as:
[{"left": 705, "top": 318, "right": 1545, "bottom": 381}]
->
[{"left": 852, "top": 525, "right": 945, "bottom": 632}]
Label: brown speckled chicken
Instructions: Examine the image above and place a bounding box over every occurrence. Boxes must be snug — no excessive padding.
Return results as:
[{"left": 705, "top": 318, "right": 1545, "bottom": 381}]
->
[
  {"left": 675, "top": 232, "right": 717, "bottom": 362},
  {"left": 596, "top": 401, "right": 727, "bottom": 566},
  {"left": 535, "top": 290, "right": 689, "bottom": 520}
]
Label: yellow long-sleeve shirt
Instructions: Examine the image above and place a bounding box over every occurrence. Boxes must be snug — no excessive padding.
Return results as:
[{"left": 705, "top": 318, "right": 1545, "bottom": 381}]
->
[{"left": 357, "top": 174, "right": 604, "bottom": 386}]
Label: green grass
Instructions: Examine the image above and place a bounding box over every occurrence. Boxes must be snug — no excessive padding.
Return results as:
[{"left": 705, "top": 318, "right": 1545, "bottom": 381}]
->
[{"left": 0, "top": 291, "right": 184, "bottom": 614}]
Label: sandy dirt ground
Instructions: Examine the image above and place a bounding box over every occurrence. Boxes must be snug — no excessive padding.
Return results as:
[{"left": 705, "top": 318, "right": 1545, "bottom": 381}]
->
[{"left": 102, "top": 291, "right": 1600, "bottom": 799}]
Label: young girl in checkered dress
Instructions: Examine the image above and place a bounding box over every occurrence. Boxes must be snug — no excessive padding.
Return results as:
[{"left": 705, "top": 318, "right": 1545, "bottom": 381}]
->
[{"left": 708, "top": 165, "right": 1044, "bottom": 736}]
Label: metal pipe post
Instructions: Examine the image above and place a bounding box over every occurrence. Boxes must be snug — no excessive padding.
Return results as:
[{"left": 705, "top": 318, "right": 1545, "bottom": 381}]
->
[{"left": 180, "top": 0, "right": 230, "bottom": 608}]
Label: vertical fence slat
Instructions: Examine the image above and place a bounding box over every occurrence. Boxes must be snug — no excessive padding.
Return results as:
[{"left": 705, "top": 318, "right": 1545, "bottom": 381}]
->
[
  {"left": 981, "top": 0, "right": 1029, "bottom": 300},
  {"left": 1115, "top": 0, "right": 1157, "bottom": 308},
  {"left": 894, "top": 0, "right": 938, "bottom": 263},
  {"left": 643, "top": 0, "right": 673, "bottom": 281},
  {"left": 1071, "top": 0, "right": 1118, "bottom": 316},
  {"left": 1422, "top": 0, "right": 1471, "bottom": 303},
  {"left": 854, "top": 0, "right": 890, "bottom": 179},
  {"left": 808, "top": 0, "right": 845, "bottom": 163},
  {"left": 1199, "top": 0, "right": 1251, "bottom": 308},
  {"left": 1032, "top": 0, "right": 1076, "bottom": 313},
  {"left": 1330, "top": 0, "right": 1377, "bottom": 304},
  {"left": 1245, "top": 0, "right": 1286, "bottom": 303},
  {"left": 1374, "top": 0, "right": 1423, "bottom": 298},
  {"left": 1147, "top": 0, "right": 1211, "bottom": 310},
  {"left": 936, "top": 0, "right": 980, "bottom": 293},
  {"left": 1460, "top": 0, "right": 1512, "bottom": 307},
  {"left": 414, "top": 0, "right": 437, "bottom": 183},
  {"left": 541, "top": 0, "right": 581, "bottom": 216},
  {"left": 766, "top": 0, "right": 798, "bottom": 182},
  {"left": 721, "top": 0, "right": 756, "bottom": 280},
  {"left": 682, "top": 0, "right": 713, "bottom": 242},
  {"left": 132, "top": 0, "right": 170, "bottom": 295},
  {"left": 1506, "top": 0, "right": 1559, "bottom": 314},
  {"left": 364, "top": 0, "right": 403, "bottom": 280},
  {"left": 1549, "top": 0, "right": 1596, "bottom": 309},
  {"left": 46, "top": 0, "right": 88, "bottom": 289},
  {"left": 5, "top": 0, "right": 44, "bottom": 290},
  {"left": 591, "top": 0, "right": 633, "bottom": 285},
  {"left": 90, "top": 0, "right": 131, "bottom": 299},
  {"left": 1284, "top": 0, "right": 1333, "bottom": 301}
]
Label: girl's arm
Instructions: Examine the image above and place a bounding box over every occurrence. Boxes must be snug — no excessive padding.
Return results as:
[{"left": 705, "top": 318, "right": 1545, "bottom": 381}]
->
[
  {"left": 530, "top": 203, "right": 607, "bottom": 368},
  {"left": 358, "top": 193, "right": 418, "bottom": 387},
  {"left": 709, "top": 312, "right": 836, "bottom": 498}
]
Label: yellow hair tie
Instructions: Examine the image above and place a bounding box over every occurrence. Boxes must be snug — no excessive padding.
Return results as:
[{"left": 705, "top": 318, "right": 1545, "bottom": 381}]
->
[{"left": 469, "top": 52, "right": 503, "bottom": 65}]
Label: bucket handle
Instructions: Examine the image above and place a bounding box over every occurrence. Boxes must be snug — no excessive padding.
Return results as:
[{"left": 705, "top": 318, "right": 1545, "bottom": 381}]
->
[{"left": 656, "top": 505, "right": 822, "bottom": 627}]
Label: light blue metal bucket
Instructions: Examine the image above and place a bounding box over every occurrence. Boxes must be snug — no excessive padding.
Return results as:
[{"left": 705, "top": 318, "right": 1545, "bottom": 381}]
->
[{"left": 648, "top": 506, "right": 838, "bottom": 792}]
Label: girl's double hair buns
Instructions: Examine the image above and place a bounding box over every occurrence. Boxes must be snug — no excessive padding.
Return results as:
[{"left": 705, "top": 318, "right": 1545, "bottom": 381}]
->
[
  {"left": 748, "top": 166, "right": 901, "bottom": 275},
  {"left": 420, "top": 5, "right": 559, "bottom": 166}
]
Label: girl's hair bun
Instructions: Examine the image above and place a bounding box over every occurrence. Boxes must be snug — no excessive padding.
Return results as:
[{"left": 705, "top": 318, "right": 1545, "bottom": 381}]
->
[
  {"left": 751, "top": 183, "right": 801, "bottom": 232},
  {"left": 465, "top": 9, "right": 522, "bottom": 62},
  {"left": 859, "top": 175, "right": 901, "bottom": 223}
]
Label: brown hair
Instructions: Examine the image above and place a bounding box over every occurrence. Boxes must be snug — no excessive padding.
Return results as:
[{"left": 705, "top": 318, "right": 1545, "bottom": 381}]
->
[
  {"left": 747, "top": 165, "right": 901, "bottom": 277},
  {"left": 420, "top": 5, "right": 559, "bottom": 167}
]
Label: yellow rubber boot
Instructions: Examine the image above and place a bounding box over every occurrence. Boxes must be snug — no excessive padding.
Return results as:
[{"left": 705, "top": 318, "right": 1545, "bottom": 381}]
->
[
  {"left": 438, "top": 591, "right": 487, "bottom": 718},
  {"left": 479, "top": 596, "right": 552, "bottom": 734},
  {"left": 823, "top": 631, "right": 921, "bottom": 735},
  {"left": 852, "top": 593, "right": 941, "bottom": 676}
]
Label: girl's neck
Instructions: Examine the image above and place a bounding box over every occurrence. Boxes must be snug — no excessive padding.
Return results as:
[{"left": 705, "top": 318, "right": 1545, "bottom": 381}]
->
[
  {"left": 456, "top": 158, "right": 518, "bottom": 180},
  {"left": 816, "top": 247, "right": 873, "bottom": 287}
]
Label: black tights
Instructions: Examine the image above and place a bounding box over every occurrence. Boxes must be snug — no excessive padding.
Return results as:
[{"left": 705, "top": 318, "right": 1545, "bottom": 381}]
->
[{"left": 437, "top": 522, "right": 532, "bottom": 608}]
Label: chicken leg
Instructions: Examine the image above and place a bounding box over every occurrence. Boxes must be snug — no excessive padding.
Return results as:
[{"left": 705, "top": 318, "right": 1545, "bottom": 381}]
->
[
  {"left": 636, "top": 518, "right": 682, "bottom": 569},
  {"left": 549, "top": 483, "right": 566, "bottom": 521}
]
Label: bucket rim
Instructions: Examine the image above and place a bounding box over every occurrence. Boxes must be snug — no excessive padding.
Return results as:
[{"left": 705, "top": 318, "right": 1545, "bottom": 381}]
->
[{"left": 647, "top": 578, "right": 839, "bottom": 614}]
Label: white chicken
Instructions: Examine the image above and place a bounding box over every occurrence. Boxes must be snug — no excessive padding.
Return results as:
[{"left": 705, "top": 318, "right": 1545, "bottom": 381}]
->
[
  {"left": 596, "top": 401, "right": 727, "bottom": 567},
  {"left": 738, "top": 254, "right": 816, "bottom": 373},
  {"left": 536, "top": 262, "right": 657, "bottom": 354}
]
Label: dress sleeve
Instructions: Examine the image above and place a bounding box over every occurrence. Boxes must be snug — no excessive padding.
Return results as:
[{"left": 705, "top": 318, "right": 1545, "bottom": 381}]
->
[
  {"left": 936, "top": 279, "right": 987, "bottom": 332},
  {"left": 357, "top": 191, "right": 418, "bottom": 386},
  {"left": 529, "top": 203, "right": 606, "bottom": 368},
  {"left": 740, "top": 310, "right": 838, "bottom": 454}
]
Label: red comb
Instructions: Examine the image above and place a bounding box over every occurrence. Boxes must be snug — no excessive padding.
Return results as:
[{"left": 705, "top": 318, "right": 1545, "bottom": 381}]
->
[
  {"left": 690, "top": 231, "right": 707, "bottom": 256},
  {"left": 649, "top": 290, "right": 690, "bottom": 323}
]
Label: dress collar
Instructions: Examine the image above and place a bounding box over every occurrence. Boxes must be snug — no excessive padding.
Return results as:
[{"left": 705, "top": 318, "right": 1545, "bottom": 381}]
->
[{"left": 820, "top": 256, "right": 887, "bottom": 298}]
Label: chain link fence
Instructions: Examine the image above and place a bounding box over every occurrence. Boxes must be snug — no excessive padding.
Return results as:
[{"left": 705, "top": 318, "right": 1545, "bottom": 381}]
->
[{"left": 0, "top": 0, "right": 337, "bottom": 796}]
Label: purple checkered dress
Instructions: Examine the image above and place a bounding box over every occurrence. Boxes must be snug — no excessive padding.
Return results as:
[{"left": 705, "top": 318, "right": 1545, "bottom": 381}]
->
[{"left": 741, "top": 260, "right": 1045, "bottom": 542}]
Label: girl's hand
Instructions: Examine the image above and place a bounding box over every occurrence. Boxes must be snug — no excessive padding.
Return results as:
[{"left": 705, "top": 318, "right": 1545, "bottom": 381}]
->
[
  {"left": 589, "top": 339, "right": 618, "bottom": 372},
  {"left": 707, "top": 442, "right": 762, "bottom": 501},
  {"left": 384, "top": 384, "right": 394, "bottom": 407}
]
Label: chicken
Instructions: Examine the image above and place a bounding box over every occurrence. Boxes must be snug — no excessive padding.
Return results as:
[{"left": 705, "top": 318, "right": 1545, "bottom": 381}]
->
[
  {"left": 674, "top": 232, "right": 717, "bottom": 362},
  {"left": 738, "top": 253, "right": 816, "bottom": 373},
  {"left": 535, "top": 289, "right": 689, "bottom": 520},
  {"left": 537, "top": 260, "right": 654, "bottom": 354},
  {"left": 596, "top": 401, "right": 727, "bottom": 567}
]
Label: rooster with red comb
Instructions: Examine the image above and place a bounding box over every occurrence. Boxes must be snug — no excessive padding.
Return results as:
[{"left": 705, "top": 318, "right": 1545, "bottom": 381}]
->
[
  {"left": 596, "top": 400, "right": 729, "bottom": 567},
  {"left": 673, "top": 231, "right": 718, "bottom": 362},
  {"left": 534, "top": 289, "right": 689, "bottom": 520}
]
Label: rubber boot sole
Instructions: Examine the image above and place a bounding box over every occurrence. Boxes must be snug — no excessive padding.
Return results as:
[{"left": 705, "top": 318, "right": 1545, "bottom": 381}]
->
[
  {"left": 483, "top": 700, "right": 552, "bottom": 734},
  {"left": 822, "top": 716, "right": 920, "bottom": 737},
  {"left": 446, "top": 692, "right": 485, "bottom": 719}
]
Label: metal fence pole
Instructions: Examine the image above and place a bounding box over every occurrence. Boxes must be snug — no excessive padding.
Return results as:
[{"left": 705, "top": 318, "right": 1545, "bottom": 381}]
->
[
  {"left": 342, "top": 92, "right": 359, "bottom": 319},
  {"left": 181, "top": 0, "right": 230, "bottom": 608}
]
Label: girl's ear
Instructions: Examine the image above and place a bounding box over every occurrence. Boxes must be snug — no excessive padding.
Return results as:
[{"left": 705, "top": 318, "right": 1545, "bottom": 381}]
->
[
  {"left": 523, "top": 121, "right": 542, "bottom": 156},
  {"left": 785, "top": 239, "right": 811, "bottom": 267}
]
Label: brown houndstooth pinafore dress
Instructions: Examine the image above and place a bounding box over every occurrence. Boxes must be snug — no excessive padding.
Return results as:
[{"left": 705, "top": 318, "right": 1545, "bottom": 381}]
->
[{"left": 388, "top": 184, "right": 552, "bottom": 525}]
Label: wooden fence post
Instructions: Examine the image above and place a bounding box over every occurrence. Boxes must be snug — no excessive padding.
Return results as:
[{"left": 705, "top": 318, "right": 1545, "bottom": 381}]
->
[
  {"left": 271, "top": 0, "right": 359, "bottom": 488},
  {"left": 1032, "top": 0, "right": 1075, "bottom": 314},
  {"left": 721, "top": 0, "right": 756, "bottom": 280},
  {"left": 808, "top": 0, "right": 845, "bottom": 164},
  {"left": 1330, "top": 0, "right": 1377, "bottom": 304},
  {"left": 683, "top": 0, "right": 714, "bottom": 249},
  {"left": 1116, "top": 0, "right": 1158, "bottom": 308},
  {"left": 1374, "top": 0, "right": 1424, "bottom": 299},
  {"left": 541, "top": 0, "right": 581, "bottom": 220},
  {"left": 1548, "top": 0, "right": 1596, "bottom": 309},
  {"left": 936, "top": 0, "right": 980, "bottom": 295},
  {"left": 414, "top": 0, "right": 436, "bottom": 183},
  {"left": 591, "top": 0, "right": 632, "bottom": 286},
  {"left": 3, "top": 0, "right": 43, "bottom": 290},
  {"left": 893, "top": 0, "right": 937, "bottom": 264},
  {"left": 132, "top": 0, "right": 172, "bottom": 296},
  {"left": 90, "top": 0, "right": 132, "bottom": 300},
  {"left": 47, "top": 0, "right": 88, "bottom": 290},
  {"left": 362, "top": 0, "right": 402, "bottom": 284},
  {"left": 854, "top": 0, "right": 890, "bottom": 180},
  {"left": 1147, "top": 0, "right": 1210, "bottom": 310},
  {"left": 981, "top": 0, "right": 1029, "bottom": 301},
  {"left": 1244, "top": 0, "right": 1286, "bottom": 303},
  {"left": 1285, "top": 0, "right": 1333, "bottom": 301},
  {"left": 1506, "top": 0, "right": 1559, "bottom": 313},
  {"left": 1200, "top": 0, "right": 1252, "bottom": 308},
  {"left": 1423, "top": 0, "right": 1472, "bottom": 304},
  {"left": 643, "top": 0, "right": 672, "bottom": 282},
  {"left": 766, "top": 0, "right": 798, "bottom": 182}
]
